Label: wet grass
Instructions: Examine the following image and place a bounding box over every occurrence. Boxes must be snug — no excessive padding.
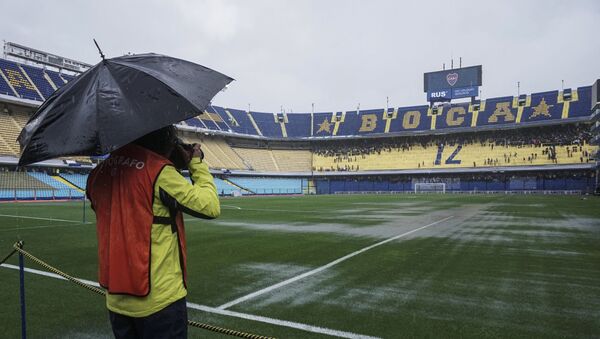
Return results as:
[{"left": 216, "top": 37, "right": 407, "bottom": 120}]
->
[{"left": 0, "top": 194, "right": 599, "bottom": 338}]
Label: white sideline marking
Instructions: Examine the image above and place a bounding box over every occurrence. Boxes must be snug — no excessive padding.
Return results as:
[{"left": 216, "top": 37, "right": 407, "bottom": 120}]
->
[
  {"left": 218, "top": 216, "right": 454, "bottom": 310},
  {"left": 0, "top": 223, "right": 89, "bottom": 232},
  {"left": 186, "top": 302, "right": 380, "bottom": 339},
  {"left": 0, "top": 264, "right": 379, "bottom": 339},
  {"left": 1, "top": 264, "right": 101, "bottom": 287},
  {"left": 0, "top": 213, "right": 82, "bottom": 223},
  {"left": 221, "top": 204, "right": 242, "bottom": 210}
]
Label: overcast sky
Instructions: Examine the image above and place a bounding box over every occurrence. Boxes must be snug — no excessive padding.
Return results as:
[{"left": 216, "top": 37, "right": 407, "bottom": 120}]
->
[{"left": 2, "top": 0, "right": 599, "bottom": 112}]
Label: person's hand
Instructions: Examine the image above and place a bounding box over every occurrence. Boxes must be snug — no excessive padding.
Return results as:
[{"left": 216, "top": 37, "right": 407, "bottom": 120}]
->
[
  {"left": 171, "top": 143, "right": 193, "bottom": 169},
  {"left": 192, "top": 144, "right": 204, "bottom": 161}
]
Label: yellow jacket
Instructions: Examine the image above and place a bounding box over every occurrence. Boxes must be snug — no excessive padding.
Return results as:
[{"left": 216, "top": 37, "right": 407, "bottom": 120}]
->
[{"left": 106, "top": 158, "right": 220, "bottom": 317}]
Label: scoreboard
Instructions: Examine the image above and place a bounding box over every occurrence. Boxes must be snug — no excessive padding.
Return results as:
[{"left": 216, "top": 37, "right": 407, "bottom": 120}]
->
[{"left": 424, "top": 65, "right": 482, "bottom": 102}]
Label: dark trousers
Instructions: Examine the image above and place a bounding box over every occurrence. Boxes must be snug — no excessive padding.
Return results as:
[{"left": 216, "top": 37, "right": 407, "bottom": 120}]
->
[{"left": 109, "top": 298, "right": 188, "bottom": 339}]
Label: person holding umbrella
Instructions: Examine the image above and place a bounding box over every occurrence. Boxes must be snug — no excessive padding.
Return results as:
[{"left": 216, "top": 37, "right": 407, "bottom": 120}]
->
[
  {"left": 17, "top": 50, "right": 233, "bottom": 338},
  {"left": 86, "top": 125, "right": 220, "bottom": 338}
]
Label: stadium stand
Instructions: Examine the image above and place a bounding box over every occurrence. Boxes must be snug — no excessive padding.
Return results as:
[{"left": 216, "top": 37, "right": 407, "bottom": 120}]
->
[
  {"left": 285, "top": 112, "right": 311, "bottom": 138},
  {"left": 184, "top": 117, "right": 206, "bottom": 129},
  {"left": 212, "top": 107, "right": 260, "bottom": 136},
  {"left": 59, "top": 173, "right": 89, "bottom": 190},
  {"left": 0, "top": 171, "right": 47, "bottom": 200},
  {"left": 0, "top": 59, "right": 42, "bottom": 101},
  {"left": 317, "top": 170, "right": 595, "bottom": 194},
  {"left": 231, "top": 147, "right": 278, "bottom": 171},
  {"left": 0, "top": 169, "right": 86, "bottom": 200},
  {"left": 61, "top": 73, "right": 76, "bottom": 83},
  {"left": 0, "top": 56, "right": 593, "bottom": 139},
  {"left": 28, "top": 171, "right": 84, "bottom": 198},
  {"left": 20, "top": 64, "right": 56, "bottom": 99},
  {"left": 229, "top": 146, "right": 312, "bottom": 172},
  {"left": 0, "top": 171, "right": 53, "bottom": 189},
  {"left": 0, "top": 55, "right": 597, "bottom": 193},
  {"left": 0, "top": 72, "right": 16, "bottom": 96},
  {"left": 271, "top": 149, "right": 312, "bottom": 172},
  {"left": 312, "top": 125, "right": 595, "bottom": 172},
  {"left": 180, "top": 134, "right": 248, "bottom": 170},
  {"left": 213, "top": 177, "right": 246, "bottom": 195},
  {"left": 251, "top": 111, "right": 283, "bottom": 138},
  {"left": 46, "top": 69, "right": 66, "bottom": 87},
  {"left": 0, "top": 110, "right": 30, "bottom": 156},
  {"left": 227, "top": 177, "right": 303, "bottom": 194}
]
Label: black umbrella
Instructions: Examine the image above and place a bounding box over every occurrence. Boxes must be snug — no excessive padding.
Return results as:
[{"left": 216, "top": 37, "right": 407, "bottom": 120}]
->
[{"left": 18, "top": 50, "right": 233, "bottom": 166}]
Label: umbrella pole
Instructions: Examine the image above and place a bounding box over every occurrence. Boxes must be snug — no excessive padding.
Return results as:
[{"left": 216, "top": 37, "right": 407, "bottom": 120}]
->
[{"left": 93, "top": 39, "right": 105, "bottom": 60}]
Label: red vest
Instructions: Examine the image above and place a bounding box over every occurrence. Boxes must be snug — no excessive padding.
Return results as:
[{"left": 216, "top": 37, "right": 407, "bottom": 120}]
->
[{"left": 87, "top": 144, "right": 186, "bottom": 296}]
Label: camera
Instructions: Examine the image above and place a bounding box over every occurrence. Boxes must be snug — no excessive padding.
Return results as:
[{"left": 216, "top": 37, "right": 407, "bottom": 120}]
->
[{"left": 170, "top": 138, "right": 195, "bottom": 170}]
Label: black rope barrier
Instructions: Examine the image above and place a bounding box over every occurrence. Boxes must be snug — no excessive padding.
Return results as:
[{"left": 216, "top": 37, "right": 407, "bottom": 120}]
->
[{"left": 2, "top": 242, "right": 275, "bottom": 339}]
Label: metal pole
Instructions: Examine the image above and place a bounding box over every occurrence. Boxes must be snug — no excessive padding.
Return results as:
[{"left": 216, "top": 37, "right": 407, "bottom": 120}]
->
[
  {"left": 386, "top": 96, "right": 389, "bottom": 114},
  {"left": 19, "top": 245, "right": 27, "bottom": 339}
]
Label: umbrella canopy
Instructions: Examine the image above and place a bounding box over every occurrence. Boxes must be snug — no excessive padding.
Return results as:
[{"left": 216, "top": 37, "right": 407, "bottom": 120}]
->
[{"left": 18, "top": 53, "right": 233, "bottom": 166}]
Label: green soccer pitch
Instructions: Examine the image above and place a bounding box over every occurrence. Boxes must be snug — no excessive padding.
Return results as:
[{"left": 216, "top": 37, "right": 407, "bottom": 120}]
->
[{"left": 1, "top": 194, "right": 599, "bottom": 338}]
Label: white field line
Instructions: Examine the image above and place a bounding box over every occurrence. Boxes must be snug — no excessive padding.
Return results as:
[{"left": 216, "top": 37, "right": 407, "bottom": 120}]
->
[
  {"left": 186, "top": 302, "right": 380, "bottom": 339},
  {"left": 234, "top": 207, "right": 329, "bottom": 213},
  {"left": 0, "top": 263, "right": 380, "bottom": 339},
  {"left": 0, "top": 213, "right": 82, "bottom": 223},
  {"left": 1, "top": 263, "right": 101, "bottom": 286},
  {"left": 221, "top": 204, "right": 242, "bottom": 210},
  {"left": 217, "top": 216, "right": 455, "bottom": 310},
  {"left": 0, "top": 222, "right": 88, "bottom": 232}
]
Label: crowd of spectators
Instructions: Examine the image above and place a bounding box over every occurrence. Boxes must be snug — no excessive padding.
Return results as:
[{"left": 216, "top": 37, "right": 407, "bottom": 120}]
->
[
  {"left": 314, "top": 124, "right": 595, "bottom": 171},
  {"left": 314, "top": 124, "right": 592, "bottom": 158}
]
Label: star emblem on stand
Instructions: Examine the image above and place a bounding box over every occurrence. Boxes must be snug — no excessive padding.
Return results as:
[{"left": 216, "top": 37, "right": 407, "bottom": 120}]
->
[
  {"left": 529, "top": 98, "right": 553, "bottom": 119},
  {"left": 317, "top": 118, "right": 332, "bottom": 134}
]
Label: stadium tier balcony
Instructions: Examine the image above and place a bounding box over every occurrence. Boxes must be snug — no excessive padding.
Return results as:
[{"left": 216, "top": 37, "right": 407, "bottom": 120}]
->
[
  {"left": 251, "top": 111, "right": 283, "bottom": 138},
  {"left": 0, "top": 59, "right": 42, "bottom": 101},
  {"left": 61, "top": 73, "right": 76, "bottom": 83},
  {"left": 184, "top": 117, "right": 205, "bottom": 128},
  {"left": 46, "top": 69, "right": 66, "bottom": 88},
  {"left": 285, "top": 113, "right": 311, "bottom": 138},
  {"left": 211, "top": 106, "right": 260, "bottom": 135},
  {"left": 20, "top": 64, "right": 57, "bottom": 99},
  {"left": 205, "top": 106, "right": 232, "bottom": 131},
  {"left": 0, "top": 73, "right": 16, "bottom": 97}
]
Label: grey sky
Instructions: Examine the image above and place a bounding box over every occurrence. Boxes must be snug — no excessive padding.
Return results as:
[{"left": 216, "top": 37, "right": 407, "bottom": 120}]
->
[{"left": 2, "top": 0, "right": 599, "bottom": 112}]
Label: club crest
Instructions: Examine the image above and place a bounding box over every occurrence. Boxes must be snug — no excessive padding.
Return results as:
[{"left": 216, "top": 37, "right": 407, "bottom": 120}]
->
[{"left": 446, "top": 73, "right": 459, "bottom": 86}]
